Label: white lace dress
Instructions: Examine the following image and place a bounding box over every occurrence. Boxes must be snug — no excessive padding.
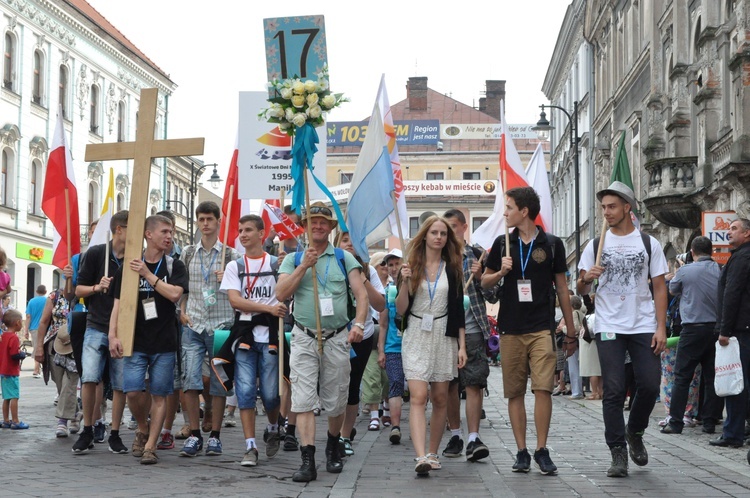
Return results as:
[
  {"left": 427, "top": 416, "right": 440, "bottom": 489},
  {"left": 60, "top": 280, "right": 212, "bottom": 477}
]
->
[{"left": 401, "top": 271, "right": 457, "bottom": 383}]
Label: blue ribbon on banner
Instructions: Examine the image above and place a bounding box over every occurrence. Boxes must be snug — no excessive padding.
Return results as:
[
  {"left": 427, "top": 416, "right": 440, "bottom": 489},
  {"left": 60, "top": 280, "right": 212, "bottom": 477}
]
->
[{"left": 289, "top": 123, "right": 348, "bottom": 232}]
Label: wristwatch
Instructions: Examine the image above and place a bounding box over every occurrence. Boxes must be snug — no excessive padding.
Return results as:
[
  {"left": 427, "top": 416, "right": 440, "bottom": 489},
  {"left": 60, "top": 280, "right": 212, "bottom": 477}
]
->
[{"left": 353, "top": 322, "right": 365, "bottom": 331}]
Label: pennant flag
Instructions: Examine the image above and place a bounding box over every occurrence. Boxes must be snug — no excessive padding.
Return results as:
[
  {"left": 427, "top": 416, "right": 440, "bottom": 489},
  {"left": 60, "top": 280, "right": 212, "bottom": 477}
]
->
[
  {"left": 219, "top": 134, "right": 241, "bottom": 249},
  {"left": 611, "top": 131, "right": 640, "bottom": 229},
  {"left": 42, "top": 105, "right": 81, "bottom": 269},
  {"left": 471, "top": 101, "right": 532, "bottom": 250},
  {"left": 263, "top": 202, "right": 304, "bottom": 242},
  {"left": 88, "top": 167, "right": 115, "bottom": 247},
  {"left": 376, "top": 75, "right": 408, "bottom": 241},
  {"left": 345, "top": 102, "right": 395, "bottom": 261},
  {"left": 261, "top": 199, "right": 281, "bottom": 238},
  {"left": 524, "top": 143, "right": 553, "bottom": 233}
]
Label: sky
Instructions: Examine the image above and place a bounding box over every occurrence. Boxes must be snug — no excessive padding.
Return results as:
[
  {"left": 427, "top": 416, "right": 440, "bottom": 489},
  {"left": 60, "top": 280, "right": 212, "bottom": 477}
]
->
[{"left": 86, "top": 0, "right": 571, "bottom": 185}]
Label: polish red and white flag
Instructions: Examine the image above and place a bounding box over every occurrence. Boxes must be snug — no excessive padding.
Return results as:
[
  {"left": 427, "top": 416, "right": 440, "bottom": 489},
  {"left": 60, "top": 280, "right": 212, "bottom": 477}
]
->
[{"left": 263, "top": 202, "right": 304, "bottom": 242}]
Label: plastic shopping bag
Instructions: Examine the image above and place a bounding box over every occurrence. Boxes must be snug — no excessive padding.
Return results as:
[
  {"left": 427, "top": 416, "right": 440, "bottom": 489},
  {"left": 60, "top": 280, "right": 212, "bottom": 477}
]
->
[{"left": 714, "top": 337, "right": 744, "bottom": 397}]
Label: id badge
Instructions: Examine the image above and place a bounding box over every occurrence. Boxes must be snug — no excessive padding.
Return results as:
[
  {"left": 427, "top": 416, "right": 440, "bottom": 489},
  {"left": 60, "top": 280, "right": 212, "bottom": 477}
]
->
[
  {"left": 517, "top": 279, "right": 533, "bottom": 302},
  {"left": 601, "top": 332, "right": 616, "bottom": 341},
  {"left": 421, "top": 313, "right": 434, "bottom": 332},
  {"left": 142, "top": 298, "right": 158, "bottom": 321},
  {"left": 320, "top": 297, "right": 334, "bottom": 317},
  {"left": 239, "top": 313, "right": 253, "bottom": 322},
  {"left": 203, "top": 288, "right": 217, "bottom": 307}
]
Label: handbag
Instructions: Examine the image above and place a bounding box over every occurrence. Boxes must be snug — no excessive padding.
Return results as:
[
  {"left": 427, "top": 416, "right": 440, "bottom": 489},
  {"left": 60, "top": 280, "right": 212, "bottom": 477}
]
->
[
  {"left": 581, "top": 312, "right": 593, "bottom": 344},
  {"left": 714, "top": 337, "right": 744, "bottom": 397}
]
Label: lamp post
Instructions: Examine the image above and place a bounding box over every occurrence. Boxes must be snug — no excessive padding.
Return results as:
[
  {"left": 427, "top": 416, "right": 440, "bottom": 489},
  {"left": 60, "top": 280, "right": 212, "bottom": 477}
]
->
[
  {"left": 532, "top": 101, "right": 580, "bottom": 265},
  {"left": 167, "top": 161, "right": 221, "bottom": 236}
]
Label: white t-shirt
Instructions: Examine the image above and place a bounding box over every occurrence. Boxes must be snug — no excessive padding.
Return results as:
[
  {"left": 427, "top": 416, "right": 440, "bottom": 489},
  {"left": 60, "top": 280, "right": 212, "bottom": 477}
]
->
[
  {"left": 220, "top": 253, "right": 279, "bottom": 343},
  {"left": 578, "top": 229, "right": 668, "bottom": 335},
  {"left": 362, "top": 265, "right": 385, "bottom": 341}
]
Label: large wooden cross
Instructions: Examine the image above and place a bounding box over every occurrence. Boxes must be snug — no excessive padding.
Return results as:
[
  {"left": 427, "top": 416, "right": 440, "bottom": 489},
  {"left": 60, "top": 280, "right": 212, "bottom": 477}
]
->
[{"left": 85, "top": 88, "right": 204, "bottom": 356}]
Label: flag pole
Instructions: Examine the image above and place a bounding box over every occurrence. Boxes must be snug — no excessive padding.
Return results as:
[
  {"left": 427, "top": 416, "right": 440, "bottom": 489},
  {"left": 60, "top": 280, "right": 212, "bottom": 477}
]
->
[
  {"left": 502, "top": 170, "right": 510, "bottom": 258},
  {"left": 220, "top": 185, "right": 234, "bottom": 269},
  {"left": 302, "top": 164, "right": 324, "bottom": 354},
  {"left": 463, "top": 250, "right": 486, "bottom": 293},
  {"left": 278, "top": 187, "right": 286, "bottom": 397},
  {"left": 64, "top": 187, "right": 73, "bottom": 294},
  {"left": 391, "top": 191, "right": 407, "bottom": 259},
  {"left": 105, "top": 230, "right": 111, "bottom": 277},
  {"left": 595, "top": 216, "right": 608, "bottom": 267}
]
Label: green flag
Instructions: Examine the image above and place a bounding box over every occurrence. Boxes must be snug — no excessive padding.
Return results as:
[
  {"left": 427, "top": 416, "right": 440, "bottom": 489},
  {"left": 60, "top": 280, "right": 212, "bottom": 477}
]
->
[{"left": 611, "top": 132, "right": 634, "bottom": 189}]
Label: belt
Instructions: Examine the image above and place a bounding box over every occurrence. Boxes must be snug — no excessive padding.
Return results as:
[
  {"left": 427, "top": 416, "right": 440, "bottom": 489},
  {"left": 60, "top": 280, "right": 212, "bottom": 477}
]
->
[
  {"left": 294, "top": 320, "right": 347, "bottom": 341},
  {"left": 682, "top": 322, "right": 716, "bottom": 328}
]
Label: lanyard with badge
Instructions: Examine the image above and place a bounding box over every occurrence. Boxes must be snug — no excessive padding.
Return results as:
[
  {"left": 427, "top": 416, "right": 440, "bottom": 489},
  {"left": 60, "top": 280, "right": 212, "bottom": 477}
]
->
[
  {"left": 142, "top": 256, "right": 162, "bottom": 321},
  {"left": 240, "top": 253, "right": 266, "bottom": 321},
  {"left": 517, "top": 234, "right": 536, "bottom": 303},
  {"left": 421, "top": 260, "right": 444, "bottom": 332},
  {"left": 199, "top": 249, "right": 219, "bottom": 307},
  {"left": 317, "top": 256, "right": 334, "bottom": 317}
]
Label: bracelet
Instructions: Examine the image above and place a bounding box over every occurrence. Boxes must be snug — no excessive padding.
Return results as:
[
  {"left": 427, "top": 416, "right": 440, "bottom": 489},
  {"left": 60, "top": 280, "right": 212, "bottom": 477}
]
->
[
  {"left": 563, "top": 339, "right": 577, "bottom": 345},
  {"left": 153, "top": 279, "right": 159, "bottom": 289}
]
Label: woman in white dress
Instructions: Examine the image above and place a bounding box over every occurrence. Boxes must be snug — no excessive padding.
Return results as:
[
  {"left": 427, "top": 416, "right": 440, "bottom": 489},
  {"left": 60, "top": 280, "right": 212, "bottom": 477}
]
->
[
  {"left": 580, "top": 311, "right": 603, "bottom": 399},
  {"left": 396, "top": 216, "right": 467, "bottom": 476}
]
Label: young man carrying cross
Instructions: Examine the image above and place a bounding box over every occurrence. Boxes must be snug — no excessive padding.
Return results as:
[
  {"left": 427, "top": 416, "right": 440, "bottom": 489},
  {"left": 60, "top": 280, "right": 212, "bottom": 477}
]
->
[{"left": 109, "top": 215, "right": 189, "bottom": 465}]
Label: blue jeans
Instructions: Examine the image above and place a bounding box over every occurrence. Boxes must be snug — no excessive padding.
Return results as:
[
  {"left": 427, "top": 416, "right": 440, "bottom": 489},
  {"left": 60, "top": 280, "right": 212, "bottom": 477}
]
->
[
  {"left": 123, "top": 351, "right": 175, "bottom": 397},
  {"left": 567, "top": 349, "right": 582, "bottom": 397},
  {"left": 722, "top": 332, "right": 750, "bottom": 443},
  {"left": 235, "top": 343, "right": 279, "bottom": 411},
  {"left": 596, "top": 332, "right": 660, "bottom": 448},
  {"left": 80, "top": 327, "right": 124, "bottom": 391},
  {"left": 181, "top": 326, "right": 230, "bottom": 396}
]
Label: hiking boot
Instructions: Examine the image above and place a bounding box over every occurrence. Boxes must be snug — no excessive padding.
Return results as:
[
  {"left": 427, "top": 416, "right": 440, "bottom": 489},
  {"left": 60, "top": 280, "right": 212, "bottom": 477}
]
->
[
  {"left": 265, "top": 430, "right": 280, "bottom": 458},
  {"left": 389, "top": 426, "right": 402, "bottom": 445},
  {"left": 292, "top": 445, "right": 317, "bottom": 482},
  {"left": 442, "top": 435, "right": 463, "bottom": 458},
  {"left": 131, "top": 431, "right": 148, "bottom": 458},
  {"left": 283, "top": 434, "right": 299, "bottom": 452},
  {"left": 607, "top": 445, "right": 629, "bottom": 477},
  {"left": 205, "top": 437, "right": 223, "bottom": 456},
  {"left": 72, "top": 431, "right": 94, "bottom": 454},
  {"left": 340, "top": 437, "right": 354, "bottom": 456},
  {"left": 179, "top": 435, "right": 203, "bottom": 457},
  {"left": 512, "top": 448, "right": 531, "bottom": 472},
  {"left": 466, "top": 438, "right": 489, "bottom": 462},
  {"left": 140, "top": 448, "right": 158, "bottom": 465},
  {"left": 108, "top": 434, "right": 129, "bottom": 454},
  {"left": 241, "top": 447, "right": 259, "bottom": 467},
  {"left": 625, "top": 427, "right": 648, "bottom": 466},
  {"left": 93, "top": 422, "right": 107, "bottom": 443},
  {"left": 157, "top": 432, "right": 175, "bottom": 450},
  {"left": 325, "top": 433, "right": 344, "bottom": 473},
  {"left": 533, "top": 447, "right": 558, "bottom": 475}
]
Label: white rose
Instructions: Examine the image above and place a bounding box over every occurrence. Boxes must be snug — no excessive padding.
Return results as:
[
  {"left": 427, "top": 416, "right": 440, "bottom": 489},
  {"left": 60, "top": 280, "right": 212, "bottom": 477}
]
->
[
  {"left": 321, "top": 94, "right": 336, "bottom": 109},
  {"left": 306, "top": 92, "right": 319, "bottom": 106},
  {"left": 291, "top": 95, "right": 305, "bottom": 108},
  {"left": 279, "top": 87, "right": 293, "bottom": 100},
  {"left": 304, "top": 80, "right": 317, "bottom": 93},
  {"left": 292, "top": 112, "right": 307, "bottom": 127},
  {"left": 270, "top": 104, "right": 285, "bottom": 118},
  {"left": 278, "top": 122, "right": 291, "bottom": 130},
  {"left": 307, "top": 104, "right": 322, "bottom": 119},
  {"left": 285, "top": 107, "right": 295, "bottom": 121},
  {"left": 292, "top": 80, "right": 305, "bottom": 95}
]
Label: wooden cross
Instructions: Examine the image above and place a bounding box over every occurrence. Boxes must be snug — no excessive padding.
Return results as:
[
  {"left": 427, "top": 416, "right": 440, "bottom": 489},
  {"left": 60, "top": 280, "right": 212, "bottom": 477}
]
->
[{"left": 85, "top": 88, "right": 204, "bottom": 356}]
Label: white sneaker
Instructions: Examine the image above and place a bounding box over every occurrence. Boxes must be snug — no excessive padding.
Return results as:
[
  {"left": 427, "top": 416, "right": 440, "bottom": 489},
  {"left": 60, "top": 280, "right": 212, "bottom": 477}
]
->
[
  {"left": 127, "top": 417, "right": 138, "bottom": 431},
  {"left": 56, "top": 423, "right": 69, "bottom": 438},
  {"left": 223, "top": 412, "right": 237, "bottom": 428},
  {"left": 658, "top": 416, "right": 670, "bottom": 427}
]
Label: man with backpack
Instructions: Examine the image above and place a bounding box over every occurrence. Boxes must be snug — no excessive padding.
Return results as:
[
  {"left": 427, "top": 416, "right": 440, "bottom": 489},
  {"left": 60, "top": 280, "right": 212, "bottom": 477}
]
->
[
  {"left": 577, "top": 181, "right": 668, "bottom": 478},
  {"left": 276, "top": 202, "right": 369, "bottom": 482}
]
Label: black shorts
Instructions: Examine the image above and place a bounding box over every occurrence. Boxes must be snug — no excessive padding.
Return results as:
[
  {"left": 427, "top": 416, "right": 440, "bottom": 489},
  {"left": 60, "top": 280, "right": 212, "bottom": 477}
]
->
[{"left": 458, "top": 333, "right": 490, "bottom": 389}]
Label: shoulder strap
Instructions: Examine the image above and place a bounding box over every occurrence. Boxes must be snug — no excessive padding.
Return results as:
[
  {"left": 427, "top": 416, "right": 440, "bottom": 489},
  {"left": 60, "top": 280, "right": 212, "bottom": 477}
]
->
[
  {"left": 334, "top": 248, "right": 350, "bottom": 291},
  {"left": 294, "top": 251, "right": 302, "bottom": 268},
  {"left": 165, "top": 255, "right": 174, "bottom": 278}
]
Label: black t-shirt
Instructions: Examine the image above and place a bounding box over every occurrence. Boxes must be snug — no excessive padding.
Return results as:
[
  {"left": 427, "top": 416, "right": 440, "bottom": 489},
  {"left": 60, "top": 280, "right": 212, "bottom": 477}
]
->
[
  {"left": 112, "top": 255, "right": 188, "bottom": 354},
  {"left": 77, "top": 243, "right": 124, "bottom": 332},
  {"left": 485, "top": 227, "right": 566, "bottom": 334}
]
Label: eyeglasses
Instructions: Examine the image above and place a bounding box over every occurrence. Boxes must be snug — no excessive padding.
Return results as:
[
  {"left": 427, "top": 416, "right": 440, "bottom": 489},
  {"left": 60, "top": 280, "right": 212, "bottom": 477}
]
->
[{"left": 305, "top": 206, "right": 332, "bottom": 217}]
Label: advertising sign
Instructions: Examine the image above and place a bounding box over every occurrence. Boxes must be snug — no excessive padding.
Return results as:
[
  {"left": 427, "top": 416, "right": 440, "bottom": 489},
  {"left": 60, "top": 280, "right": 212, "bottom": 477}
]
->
[
  {"left": 326, "top": 120, "right": 440, "bottom": 147},
  {"left": 702, "top": 211, "right": 738, "bottom": 247},
  {"left": 440, "top": 123, "right": 538, "bottom": 140},
  {"left": 330, "top": 180, "right": 497, "bottom": 201},
  {"left": 15, "top": 242, "right": 52, "bottom": 264}
]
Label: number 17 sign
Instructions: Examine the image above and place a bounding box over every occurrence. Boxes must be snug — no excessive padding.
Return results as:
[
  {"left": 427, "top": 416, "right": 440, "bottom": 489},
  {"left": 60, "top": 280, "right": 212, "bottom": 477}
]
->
[{"left": 264, "top": 16, "right": 328, "bottom": 90}]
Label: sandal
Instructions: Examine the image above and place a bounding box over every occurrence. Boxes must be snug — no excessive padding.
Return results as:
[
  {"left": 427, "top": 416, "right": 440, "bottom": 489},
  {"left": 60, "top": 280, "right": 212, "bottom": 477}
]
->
[
  {"left": 414, "top": 456, "right": 431, "bottom": 475},
  {"left": 368, "top": 419, "right": 381, "bottom": 431},
  {"left": 585, "top": 394, "right": 601, "bottom": 400},
  {"left": 426, "top": 453, "right": 441, "bottom": 470},
  {"left": 381, "top": 416, "right": 392, "bottom": 427}
]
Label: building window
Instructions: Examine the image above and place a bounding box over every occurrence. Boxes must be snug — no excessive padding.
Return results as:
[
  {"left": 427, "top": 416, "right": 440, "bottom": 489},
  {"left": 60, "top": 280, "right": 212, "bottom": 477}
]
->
[
  {"left": 117, "top": 101, "right": 126, "bottom": 142},
  {"left": 59, "top": 65, "right": 68, "bottom": 119},
  {"left": 409, "top": 216, "right": 420, "bottom": 238},
  {"left": 3, "top": 33, "right": 14, "bottom": 91},
  {"left": 339, "top": 172, "right": 353, "bottom": 184},
  {"left": 29, "top": 160, "right": 43, "bottom": 215},
  {"left": 472, "top": 217, "right": 488, "bottom": 233},
  {"left": 90, "top": 85, "right": 99, "bottom": 134},
  {"left": 32, "top": 50, "right": 45, "bottom": 105},
  {"left": 426, "top": 172, "right": 444, "bottom": 180},
  {"left": 463, "top": 172, "right": 480, "bottom": 180}
]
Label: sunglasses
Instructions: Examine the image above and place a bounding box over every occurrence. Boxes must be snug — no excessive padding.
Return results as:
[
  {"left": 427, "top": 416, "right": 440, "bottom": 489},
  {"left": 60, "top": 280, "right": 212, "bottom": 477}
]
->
[{"left": 306, "top": 206, "right": 332, "bottom": 217}]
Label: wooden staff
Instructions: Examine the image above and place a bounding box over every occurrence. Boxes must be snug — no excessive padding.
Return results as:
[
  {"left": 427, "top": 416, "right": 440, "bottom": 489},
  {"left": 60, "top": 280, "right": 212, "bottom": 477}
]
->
[
  {"left": 595, "top": 216, "right": 608, "bottom": 267},
  {"left": 220, "top": 184, "right": 234, "bottom": 269},
  {"left": 302, "top": 167, "right": 323, "bottom": 354},
  {"left": 278, "top": 187, "right": 286, "bottom": 396},
  {"left": 464, "top": 250, "right": 487, "bottom": 293},
  {"left": 105, "top": 230, "right": 111, "bottom": 277},
  {"left": 391, "top": 191, "right": 407, "bottom": 259},
  {"left": 502, "top": 170, "right": 510, "bottom": 258},
  {"left": 64, "top": 188, "right": 73, "bottom": 294}
]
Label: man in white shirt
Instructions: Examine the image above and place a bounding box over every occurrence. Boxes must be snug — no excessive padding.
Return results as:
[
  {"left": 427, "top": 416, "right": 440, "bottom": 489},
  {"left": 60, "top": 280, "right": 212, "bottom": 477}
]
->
[{"left": 577, "top": 181, "right": 668, "bottom": 478}]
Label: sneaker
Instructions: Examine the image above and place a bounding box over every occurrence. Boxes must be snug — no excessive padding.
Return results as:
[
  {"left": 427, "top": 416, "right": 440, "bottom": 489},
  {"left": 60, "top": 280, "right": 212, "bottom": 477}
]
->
[
  {"left": 658, "top": 416, "right": 670, "bottom": 427},
  {"left": 72, "top": 431, "right": 94, "bottom": 454},
  {"left": 340, "top": 438, "right": 354, "bottom": 456},
  {"left": 241, "top": 447, "right": 259, "bottom": 467},
  {"left": 93, "top": 422, "right": 107, "bottom": 443},
  {"left": 108, "top": 434, "right": 129, "bottom": 454},
  {"left": 127, "top": 416, "right": 137, "bottom": 431},
  {"left": 205, "top": 437, "right": 223, "bottom": 456},
  {"left": 265, "top": 430, "right": 280, "bottom": 458},
  {"left": 660, "top": 423, "right": 682, "bottom": 434},
  {"left": 157, "top": 432, "right": 175, "bottom": 450},
  {"left": 442, "top": 435, "right": 463, "bottom": 458},
  {"left": 180, "top": 436, "right": 204, "bottom": 457},
  {"left": 533, "top": 447, "right": 558, "bottom": 475},
  {"left": 683, "top": 417, "right": 697, "bottom": 428},
  {"left": 512, "top": 448, "right": 531, "bottom": 473},
  {"left": 466, "top": 438, "right": 489, "bottom": 462},
  {"left": 132, "top": 431, "right": 148, "bottom": 458},
  {"left": 69, "top": 413, "right": 81, "bottom": 434},
  {"left": 283, "top": 434, "right": 299, "bottom": 452},
  {"left": 32, "top": 372, "right": 42, "bottom": 379},
  {"left": 56, "top": 423, "right": 69, "bottom": 438},
  {"left": 709, "top": 436, "right": 744, "bottom": 448},
  {"left": 140, "top": 448, "right": 158, "bottom": 465},
  {"left": 223, "top": 412, "right": 237, "bottom": 428},
  {"left": 389, "top": 426, "right": 402, "bottom": 445},
  {"left": 607, "top": 445, "right": 629, "bottom": 477},
  {"left": 625, "top": 427, "right": 648, "bottom": 466}
]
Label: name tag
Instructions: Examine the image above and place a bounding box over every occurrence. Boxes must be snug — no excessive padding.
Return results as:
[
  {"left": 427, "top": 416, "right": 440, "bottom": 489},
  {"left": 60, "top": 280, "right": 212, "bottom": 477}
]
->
[
  {"left": 239, "top": 313, "right": 253, "bottom": 322},
  {"left": 203, "top": 288, "right": 217, "bottom": 307},
  {"left": 421, "top": 313, "right": 434, "bottom": 332},
  {"left": 517, "top": 280, "right": 533, "bottom": 302},
  {"left": 319, "top": 297, "right": 334, "bottom": 317},
  {"left": 601, "top": 332, "right": 616, "bottom": 341},
  {"left": 142, "top": 298, "right": 158, "bottom": 321}
]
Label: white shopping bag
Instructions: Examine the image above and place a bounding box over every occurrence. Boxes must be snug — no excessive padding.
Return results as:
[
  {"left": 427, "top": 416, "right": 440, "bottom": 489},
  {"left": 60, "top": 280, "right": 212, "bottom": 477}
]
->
[{"left": 714, "top": 337, "right": 744, "bottom": 397}]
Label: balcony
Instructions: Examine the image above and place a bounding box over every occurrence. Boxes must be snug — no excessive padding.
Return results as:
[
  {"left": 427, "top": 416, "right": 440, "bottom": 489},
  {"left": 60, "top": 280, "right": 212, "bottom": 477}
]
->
[{"left": 643, "top": 156, "right": 701, "bottom": 229}]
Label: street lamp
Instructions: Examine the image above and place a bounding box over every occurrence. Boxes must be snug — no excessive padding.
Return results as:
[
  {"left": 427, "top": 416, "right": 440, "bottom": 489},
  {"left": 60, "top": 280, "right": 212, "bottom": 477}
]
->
[
  {"left": 171, "top": 161, "right": 221, "bottom": 235},
  {"left": 532, "top": 101, "right": 580, "bottom": 266}
]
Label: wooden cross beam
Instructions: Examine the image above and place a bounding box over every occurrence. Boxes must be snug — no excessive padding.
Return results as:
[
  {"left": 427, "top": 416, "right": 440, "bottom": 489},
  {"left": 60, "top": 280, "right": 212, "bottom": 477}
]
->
[{"left": 85, "top": 88, "right": 204, "bottom": 356}]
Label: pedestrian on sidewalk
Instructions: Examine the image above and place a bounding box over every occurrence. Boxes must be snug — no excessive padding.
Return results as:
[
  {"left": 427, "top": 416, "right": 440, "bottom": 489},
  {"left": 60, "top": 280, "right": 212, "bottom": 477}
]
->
[
  {"left": 25, "top": 285, "right": 47, "bottom": 379},
  {"left": 578, "top": 181, "right": 668, "bottom": 478},
  {"left": 482, "top": 186, "right": 574, "bottom": 476},
  {"left": 1, "top": 310, "right": 29, "bottom": 429},
  {"left": 397, "top": 215, "right": 467, "bottom": 476},
  {"left": 564, "top": 295, "right": 586, "bottom": 400}
]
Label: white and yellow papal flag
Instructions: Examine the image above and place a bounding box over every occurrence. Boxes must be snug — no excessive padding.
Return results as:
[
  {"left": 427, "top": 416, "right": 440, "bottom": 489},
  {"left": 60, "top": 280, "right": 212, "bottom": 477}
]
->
[{"left": 88, "top": 167, "right": 115, "bottom": 247}]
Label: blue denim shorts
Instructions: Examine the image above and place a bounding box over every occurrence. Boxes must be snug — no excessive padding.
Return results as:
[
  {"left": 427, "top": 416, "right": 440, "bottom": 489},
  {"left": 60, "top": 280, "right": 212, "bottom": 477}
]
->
[
  {"left": 385, "top": 353, "right": 405, "bottom": 399},
  {"left": 123, "top": 351, "right": 175, "bottom": 397},
  {"left": 181, "top": 326, "right": 231, "bottom": 396},
  {"left": 235, "top": 343, "right": 280, "bottom": 411},
  {"left": 80, "top": 327, "right": 124, "bottom": 391}
]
